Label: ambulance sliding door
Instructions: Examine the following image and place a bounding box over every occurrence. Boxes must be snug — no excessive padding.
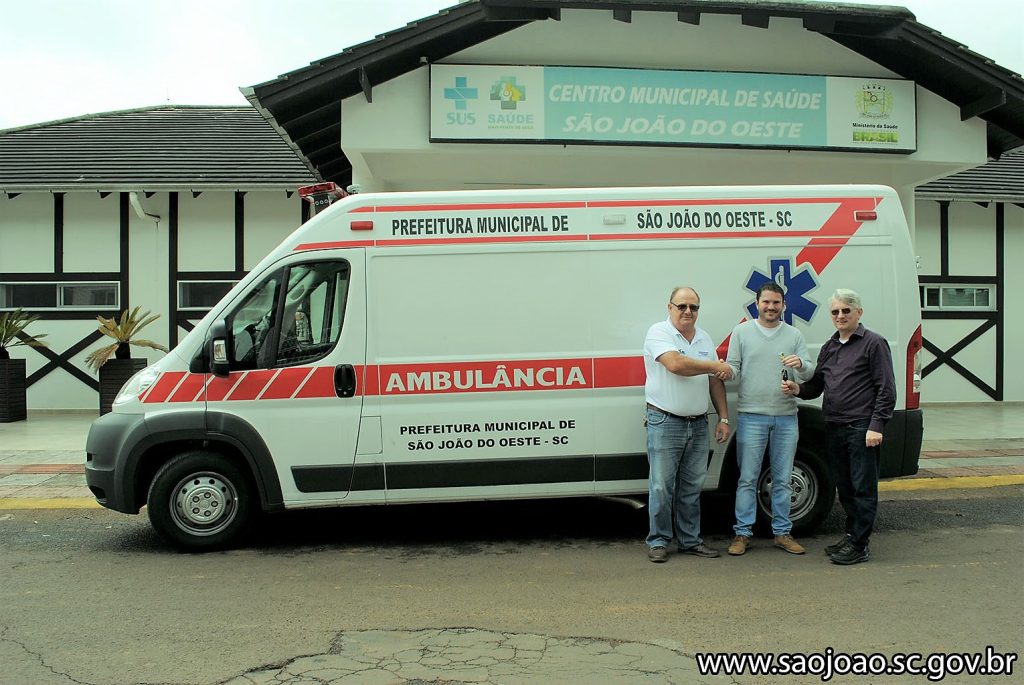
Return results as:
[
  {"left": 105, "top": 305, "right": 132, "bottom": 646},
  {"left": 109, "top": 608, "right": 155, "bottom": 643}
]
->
[{"left": 367, "top": 243, "right": 597, "bottom": 503}]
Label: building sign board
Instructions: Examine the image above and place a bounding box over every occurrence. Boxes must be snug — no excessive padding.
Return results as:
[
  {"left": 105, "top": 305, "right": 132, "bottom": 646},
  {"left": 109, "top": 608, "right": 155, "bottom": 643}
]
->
[{"left": 430, "top": 64, "right": 916, "bottom": 153}]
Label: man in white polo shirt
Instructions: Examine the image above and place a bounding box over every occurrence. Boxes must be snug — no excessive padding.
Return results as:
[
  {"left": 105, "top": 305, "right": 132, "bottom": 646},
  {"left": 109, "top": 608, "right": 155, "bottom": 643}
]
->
[{"left": 644, "top": 286, "right": 732, "bottom": 563}]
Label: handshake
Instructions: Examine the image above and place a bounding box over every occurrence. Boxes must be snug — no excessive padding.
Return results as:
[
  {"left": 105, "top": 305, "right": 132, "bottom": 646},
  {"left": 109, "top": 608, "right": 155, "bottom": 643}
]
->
[{"left": 709, "top": 359, "right": 733, "bottom": 381}]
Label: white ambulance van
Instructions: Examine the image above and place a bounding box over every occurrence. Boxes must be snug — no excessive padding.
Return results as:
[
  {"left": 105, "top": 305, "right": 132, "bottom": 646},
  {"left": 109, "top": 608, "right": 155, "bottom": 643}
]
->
[{"left": 85, "top": 185, "right": 923, "bottom": 549}]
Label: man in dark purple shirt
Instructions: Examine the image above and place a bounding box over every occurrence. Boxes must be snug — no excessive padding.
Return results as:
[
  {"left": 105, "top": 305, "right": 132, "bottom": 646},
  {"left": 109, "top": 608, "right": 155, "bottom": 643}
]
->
[{"left": 782, "top": 288, "right": 896, "bottom": 565}]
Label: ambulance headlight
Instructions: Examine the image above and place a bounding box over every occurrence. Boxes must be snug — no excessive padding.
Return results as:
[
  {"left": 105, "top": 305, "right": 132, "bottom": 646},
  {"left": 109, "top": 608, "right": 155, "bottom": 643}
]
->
[{"left": 114, "top": 366, "right": 160, "bottom": 404}]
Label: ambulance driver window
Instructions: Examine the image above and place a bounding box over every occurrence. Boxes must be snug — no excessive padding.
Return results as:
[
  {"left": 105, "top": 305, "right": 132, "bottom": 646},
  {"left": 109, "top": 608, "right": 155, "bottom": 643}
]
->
[
  {"left": 226, "top": 273, "right": 281, "bottom": 370},
  {"left": 274, "top": 260, "right": 349, "bottom": 366}
]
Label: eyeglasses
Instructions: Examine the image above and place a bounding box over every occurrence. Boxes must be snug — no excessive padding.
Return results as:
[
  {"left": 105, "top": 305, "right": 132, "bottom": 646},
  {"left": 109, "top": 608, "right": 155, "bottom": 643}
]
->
[
  {"left": 830, "top": 307, "right": 853, "bottom": 317},
  {"left": 670, "top": 303, "right": 700, "bottom": 312}
]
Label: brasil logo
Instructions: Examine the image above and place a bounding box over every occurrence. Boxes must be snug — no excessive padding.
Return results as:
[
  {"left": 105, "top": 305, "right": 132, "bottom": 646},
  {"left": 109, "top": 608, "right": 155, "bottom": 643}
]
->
[{"left": 856, "top": 83, "right": 893, "bottom": 118}]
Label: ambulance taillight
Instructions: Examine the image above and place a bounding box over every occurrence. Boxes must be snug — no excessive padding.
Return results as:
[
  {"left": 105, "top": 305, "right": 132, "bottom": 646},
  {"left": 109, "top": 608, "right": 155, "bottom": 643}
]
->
[
  {"left": 906, "top": 325, "right": 922, "bottom": 409},
  {"left": 299, "top": 182, "right": 347, "bottom": 216}
]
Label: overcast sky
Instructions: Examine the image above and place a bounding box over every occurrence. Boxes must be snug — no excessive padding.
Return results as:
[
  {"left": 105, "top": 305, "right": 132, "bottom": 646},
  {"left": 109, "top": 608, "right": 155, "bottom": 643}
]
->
[{"left": 0, "top": 0, "right": 1020, "bottom": 131}]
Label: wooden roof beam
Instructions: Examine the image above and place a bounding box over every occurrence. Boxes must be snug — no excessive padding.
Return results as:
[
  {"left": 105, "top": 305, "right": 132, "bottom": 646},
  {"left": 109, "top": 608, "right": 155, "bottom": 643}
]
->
[
  {"left": 961, "top": 90, "right": 1007, "bottom": 121},
  {"left": 741, "top": 14, "right": 770, "bottom": 29}
]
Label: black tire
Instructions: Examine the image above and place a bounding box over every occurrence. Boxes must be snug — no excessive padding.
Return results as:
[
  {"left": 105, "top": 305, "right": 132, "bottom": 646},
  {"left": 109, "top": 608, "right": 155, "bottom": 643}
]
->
[
  {"left": 147, "top": 450, "right": 253, "bottom": 550},
  {"left": 755, "top": 448, "right": 836, "bottom": 536}
]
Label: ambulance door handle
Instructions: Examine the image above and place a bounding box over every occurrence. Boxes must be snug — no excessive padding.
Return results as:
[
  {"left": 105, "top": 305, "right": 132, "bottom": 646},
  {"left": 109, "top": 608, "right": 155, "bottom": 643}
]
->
[{"left": 335, "top": 364, "right": 357, "bottom": 398}]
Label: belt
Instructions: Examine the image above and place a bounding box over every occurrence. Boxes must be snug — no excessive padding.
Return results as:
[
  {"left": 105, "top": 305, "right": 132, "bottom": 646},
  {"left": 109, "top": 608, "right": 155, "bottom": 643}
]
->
[{"left": 646, "top": 403, "right": 706, "bottom": 421}]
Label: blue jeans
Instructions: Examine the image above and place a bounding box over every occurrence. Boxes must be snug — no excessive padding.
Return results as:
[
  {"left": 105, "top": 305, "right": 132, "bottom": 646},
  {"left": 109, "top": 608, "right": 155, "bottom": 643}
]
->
[
  {"left": 734, "top": 412, "right": 799, "bottom": 537},
  {"left": 827, "top": 419, "right": 879, "bottom": 549},
  {"left": 645, "top": 407, "right": 710, "bottom": 550}
]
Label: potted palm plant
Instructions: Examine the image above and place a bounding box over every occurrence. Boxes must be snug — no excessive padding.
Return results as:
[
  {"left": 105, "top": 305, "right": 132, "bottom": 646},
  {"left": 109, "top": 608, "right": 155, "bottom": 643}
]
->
[
  {"left": 0, "top": 308, "right": 48, "bottom": 422},
  {"left": 86, "top": 306, "right": 169, "bottom": 415}
]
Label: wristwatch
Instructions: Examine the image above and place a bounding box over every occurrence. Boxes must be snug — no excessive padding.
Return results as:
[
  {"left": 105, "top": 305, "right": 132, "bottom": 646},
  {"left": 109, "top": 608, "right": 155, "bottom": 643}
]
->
[{"left": 719, "top": 418, "right": 730, "bottom": 425}]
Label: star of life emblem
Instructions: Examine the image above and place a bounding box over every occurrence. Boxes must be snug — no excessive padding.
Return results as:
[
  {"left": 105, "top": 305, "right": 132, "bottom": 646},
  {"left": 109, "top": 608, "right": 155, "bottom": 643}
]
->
[{"left": 744, "top": 258, "right": 818, "bottom": 325}]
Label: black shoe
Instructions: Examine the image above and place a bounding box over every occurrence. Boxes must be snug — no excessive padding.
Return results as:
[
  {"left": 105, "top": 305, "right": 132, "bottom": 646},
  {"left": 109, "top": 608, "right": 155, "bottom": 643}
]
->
[
  {"left": 829, "top": 543, "right": 870, "bottom": 565},
  {"left": 679, "top": 543, "right": 721, "bottom": 559},
  {"left": 824, "top": 536, "right": 851, "bottom": 556},
  {"left": 648, "top": 546, "right": 668, "bottom": 563}
]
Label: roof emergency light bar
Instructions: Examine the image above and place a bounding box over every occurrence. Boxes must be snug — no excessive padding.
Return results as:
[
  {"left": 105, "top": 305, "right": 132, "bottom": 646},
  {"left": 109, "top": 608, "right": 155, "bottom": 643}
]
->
[{"left": 298, "top": 182, "right": 348, "bottom": 216}]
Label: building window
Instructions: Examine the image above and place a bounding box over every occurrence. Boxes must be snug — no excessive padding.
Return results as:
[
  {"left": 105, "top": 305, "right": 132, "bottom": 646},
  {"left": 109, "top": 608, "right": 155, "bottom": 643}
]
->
[
  {"left": 178, "top": 281, "right": 237, "bottom": 311},
  {"left": 0, "top": 282, "right": 120, "bottom": 310},
  {"left": 919, "top": 284, "right": 995, "bottom": 311}
]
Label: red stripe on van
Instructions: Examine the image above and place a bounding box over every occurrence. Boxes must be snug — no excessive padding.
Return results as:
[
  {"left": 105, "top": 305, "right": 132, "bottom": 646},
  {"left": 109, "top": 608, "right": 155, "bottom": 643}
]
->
[
  {"left": 593, "top": 356, "right": 645, "bottom": 388},
  {"left": 294, "top": 240, "right": 374, "bottom": 251},
  {"left": 375, "top": 234, "right": 588, "bottom": 247},
  {"left": 587, "top": 196, "right": 858, "bottom": 208},
  {"left": 717, "top": 334, "right": 732, "bottom": 361},
  {"left": 158, "top": 357, "right": 653, "bottom": 402},
  {"left": 143, "top": 371, "right": 187, "bottom": 404},
  {"left": 591, "top": 230, "right": 820, "bottom": 242},
  {"left": 295, "top": 366, "right": 337, "bottom": 398},
  {"left": 226, "top": 370, "right": 277, "bottom": 401},
  {"left": 377, "top": 359, "right": 594, "bottom": 395},
  {"left": 795, "top": 197, "right": 880, "bottom": 273},
  {"left": 361, "top": 364, "right": 380, "bottom": 397},
  {"left": 206, "top": 373, "right": 242, "bottom": 402},
  {"left": 351, "top": 201, "right": 587, "bottom": 213},
  {"left": 168, "top": 373, "right": 207, "bottom": 403},
  {"left": 260, "top": 366, "right": 315, "bottom": 400}
]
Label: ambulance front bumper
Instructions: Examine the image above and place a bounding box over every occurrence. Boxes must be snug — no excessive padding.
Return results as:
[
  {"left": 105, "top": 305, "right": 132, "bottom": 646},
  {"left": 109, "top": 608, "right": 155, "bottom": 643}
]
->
[{"left": 85, "top": 411, "right": 150, "bottom": 514}]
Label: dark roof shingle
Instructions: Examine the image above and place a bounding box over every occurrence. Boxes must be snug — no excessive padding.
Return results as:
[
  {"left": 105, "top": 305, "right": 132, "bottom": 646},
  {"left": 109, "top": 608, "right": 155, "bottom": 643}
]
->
[
  {"left": 918, "top": 146, "right": 1024, "bottom": 202},
  {"left": 0, "top": 106, "right": 317, "bottom": 191}
]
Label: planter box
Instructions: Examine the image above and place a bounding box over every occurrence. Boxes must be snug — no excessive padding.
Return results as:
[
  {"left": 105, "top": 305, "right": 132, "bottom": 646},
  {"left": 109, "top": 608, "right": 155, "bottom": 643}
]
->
[
  {"left": 99, "top": 358, "right": 147, "bottom": 415},
  {"left": 0, "top": 358, "right": 28, "bottom": 423}
]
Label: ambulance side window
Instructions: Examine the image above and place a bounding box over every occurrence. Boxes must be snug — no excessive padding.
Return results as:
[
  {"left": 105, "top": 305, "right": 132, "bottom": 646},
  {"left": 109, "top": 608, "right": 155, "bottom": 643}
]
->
[
  {"left": 226, "top": 273, "right": 281, "bottom": 370},
  {"left": 225, "top": 260, "right": 349, "bottom": 370},
  {"left": 274, "top": 261, "right": 349, "bottom": 365}
]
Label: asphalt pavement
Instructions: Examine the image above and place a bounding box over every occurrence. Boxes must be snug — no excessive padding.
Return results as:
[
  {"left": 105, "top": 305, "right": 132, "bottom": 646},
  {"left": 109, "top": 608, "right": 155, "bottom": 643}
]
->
[{"left": 1, "top": 403, "right": 1022, "bottom": 685}]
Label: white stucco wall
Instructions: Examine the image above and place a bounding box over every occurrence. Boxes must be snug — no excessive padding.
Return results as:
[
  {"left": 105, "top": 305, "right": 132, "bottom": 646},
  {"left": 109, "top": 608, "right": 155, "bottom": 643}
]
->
[
  {"left": 23, "top": 321, "right": 107, "bottom": 410},
  {"left": 913, "top": 199, "right": 1022, "bottom": 402},
  {"left": 178, "top": 192, "right": 234, "bottom": 272},
  {"left": 62, "top": 193, "right": 120, "bottom": 273},
  {"left": 244, "top": 192, "right": 304, "bottom": 269},
  {"left": 128, "top": 192, "right": 171, "bottom": 352},
  {"left": 0, "top": 194, "right": 53, "bottom": 272},
  {"left": 1004, "top": 204, "right": 1024, "bottom": 400},
  {"left": 2, "top": 189, "right": 304, "bottom": 409}
]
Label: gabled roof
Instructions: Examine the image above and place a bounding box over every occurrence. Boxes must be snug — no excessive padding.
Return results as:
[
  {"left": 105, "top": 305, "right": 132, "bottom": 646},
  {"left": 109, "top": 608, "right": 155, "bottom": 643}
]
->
[
  {"left": 917, "top": 146, "right": 1024, "bottom": 203},
  {"left": 0, "top": 106, "right": 316, "bottom": 192},
  {"left": 244, "top": 0, "right": 1024, "bottom": 186}
]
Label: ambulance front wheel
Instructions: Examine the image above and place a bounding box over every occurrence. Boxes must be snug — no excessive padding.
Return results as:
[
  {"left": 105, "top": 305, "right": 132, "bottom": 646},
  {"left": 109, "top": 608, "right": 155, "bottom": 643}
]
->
[
  {"left": 755, "top": 449, "right": 836, "bottom": 536},
  {"left": 147, "top": 450, "right": 254, "bottom": 550}
]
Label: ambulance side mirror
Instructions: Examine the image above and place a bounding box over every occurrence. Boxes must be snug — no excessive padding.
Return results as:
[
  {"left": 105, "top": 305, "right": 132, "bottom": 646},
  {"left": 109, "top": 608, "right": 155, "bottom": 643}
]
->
[{"left": 209, "top": 320, "right": 230, "bottom": 378}]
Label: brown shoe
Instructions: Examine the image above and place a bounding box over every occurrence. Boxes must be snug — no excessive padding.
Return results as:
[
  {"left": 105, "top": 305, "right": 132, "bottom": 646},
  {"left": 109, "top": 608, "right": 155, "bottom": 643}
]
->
[
  {"left": 728, "top": 535, "right": 751, "bottom": 556},
  {"left": 648, "top": 546, "right": 669, "bottom": 563},
  {"left": 774, "top": 534, "right": 806, "bottom": 555}
]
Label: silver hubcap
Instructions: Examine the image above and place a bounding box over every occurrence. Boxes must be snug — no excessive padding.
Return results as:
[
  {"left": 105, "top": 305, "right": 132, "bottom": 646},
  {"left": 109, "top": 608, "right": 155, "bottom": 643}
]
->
[
  {"left": 757, "top": 461, "right": 819, "bottom": 523},
  {"left": 170, "top": 472, "right": 237, "bottom": 536}
]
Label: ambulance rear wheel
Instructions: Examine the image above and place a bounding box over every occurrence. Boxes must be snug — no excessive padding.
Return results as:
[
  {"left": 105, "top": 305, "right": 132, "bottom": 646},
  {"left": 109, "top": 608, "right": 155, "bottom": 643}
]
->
[
  {"left": 755, "top": 449, "right": 835, "bottom": 536},
  {"left": 147, "top": 451, "right": 253, "bottom": 550}
]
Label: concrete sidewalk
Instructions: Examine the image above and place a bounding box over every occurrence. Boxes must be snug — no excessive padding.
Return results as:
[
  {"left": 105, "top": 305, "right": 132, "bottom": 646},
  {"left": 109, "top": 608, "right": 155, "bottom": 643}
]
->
[{"left": 1, "top": 403, "right": 1023, "bottom": 507}]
